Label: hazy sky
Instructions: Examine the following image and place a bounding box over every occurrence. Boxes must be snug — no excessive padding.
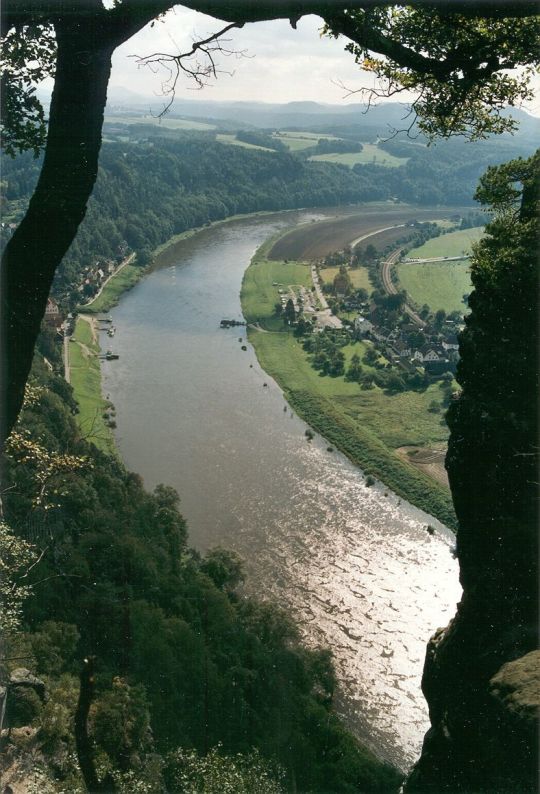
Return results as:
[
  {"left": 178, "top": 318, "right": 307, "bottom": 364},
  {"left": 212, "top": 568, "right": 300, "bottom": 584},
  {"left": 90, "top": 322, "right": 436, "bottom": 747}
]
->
[
  {"left": 107, "top": 5, "right": 540, "bottom": 116},
  {"left": 110, "top": 8, "right": 416, "bottom": 106}
]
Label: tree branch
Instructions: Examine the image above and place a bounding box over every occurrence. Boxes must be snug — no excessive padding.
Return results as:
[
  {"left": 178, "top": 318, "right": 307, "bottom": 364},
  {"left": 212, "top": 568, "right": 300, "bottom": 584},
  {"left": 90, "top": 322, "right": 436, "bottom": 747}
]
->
[{"left": 131, "top": 20, "right": 245, "bottom": 110}]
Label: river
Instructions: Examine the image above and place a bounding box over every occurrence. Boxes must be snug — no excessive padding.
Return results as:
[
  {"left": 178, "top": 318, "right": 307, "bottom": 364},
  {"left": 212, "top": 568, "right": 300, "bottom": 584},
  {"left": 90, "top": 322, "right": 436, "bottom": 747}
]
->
[{"left": 100, "top": 211, "right": 461, "bottom": 771}]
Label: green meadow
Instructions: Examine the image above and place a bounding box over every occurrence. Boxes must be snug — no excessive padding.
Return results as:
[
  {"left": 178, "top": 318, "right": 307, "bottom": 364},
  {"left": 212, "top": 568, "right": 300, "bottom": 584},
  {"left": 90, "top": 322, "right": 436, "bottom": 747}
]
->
[
  {"left": 69, "top": 317, "right": 116, "bottom": 455},
  {"left": 309, "top": 143, "right": 408, "bottom": 168},
  {"left": 241, "top": 235, "right": 456, "bottom": 529}
]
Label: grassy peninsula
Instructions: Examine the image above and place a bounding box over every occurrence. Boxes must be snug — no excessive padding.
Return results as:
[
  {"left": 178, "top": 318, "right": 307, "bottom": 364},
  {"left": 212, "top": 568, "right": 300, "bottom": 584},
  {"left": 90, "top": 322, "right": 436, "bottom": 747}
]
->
[{"left": 241, "top": 235, "right": 457, "bottom": 530}]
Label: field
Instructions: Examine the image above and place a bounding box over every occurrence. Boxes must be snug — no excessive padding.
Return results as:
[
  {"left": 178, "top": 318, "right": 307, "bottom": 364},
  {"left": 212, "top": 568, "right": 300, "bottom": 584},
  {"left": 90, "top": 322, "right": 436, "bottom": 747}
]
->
[
  {"left": 269, "top": 205, "right": 471, "bottom": 260},
  {"left": 82, "top": 264, "right": 144, "bottom": 314},
  {"left": 104, "top": 114, "right": 215, "bottom": 131},
  {"left": 216, "top": 133, "right": 274, "bottom": 151},
  {"left": 407, "top": 226, "right": 484, "bottom": 259},
  {"left": 320, "top": 266, "right": 372, "bottom": 291},
  {"left": 241, "top": 233, "right": 456, "bottom": 529},
  {"left": 69, "top": 316, "right": 116, "bottom": 454},
  {"left": 272, "top": 131, "right": 342, "bottom": 151},
  {"left": 241, "top": 245, "right": 312, "bottom": 330},
  {"left": 397, "top": 260, "right": 472, "bottom": 313},
  {"left": 396, "top": 226, "right": 484, "bottom": 312},
  {"left": 309, "top": 144, "right": 408, "bottom": 168}
]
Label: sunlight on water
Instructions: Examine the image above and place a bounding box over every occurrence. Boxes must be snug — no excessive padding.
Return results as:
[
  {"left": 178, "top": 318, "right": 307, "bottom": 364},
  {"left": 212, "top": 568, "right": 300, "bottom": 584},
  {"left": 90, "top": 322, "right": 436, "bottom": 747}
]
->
[{"left": 102, "top": 212, "right": 461, "bottom": 770}]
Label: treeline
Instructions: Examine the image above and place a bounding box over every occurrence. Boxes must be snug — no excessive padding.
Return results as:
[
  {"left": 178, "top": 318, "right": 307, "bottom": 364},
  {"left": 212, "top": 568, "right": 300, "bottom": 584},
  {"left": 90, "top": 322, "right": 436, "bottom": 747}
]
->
[
  {"left": 0, "top": 132, "right": 481, "bottom": 301},
  {"left": 235, "top": 130, "right": 288, "bottom": 151},
  {"left": 4, "top": 130, "right": 530, "bottom": 303},
  {"left": 0, "top": 355, "right": 401, "bottom": 792},
  {"left": 312, "top": 139, "right": 363, "bottom": 155}
]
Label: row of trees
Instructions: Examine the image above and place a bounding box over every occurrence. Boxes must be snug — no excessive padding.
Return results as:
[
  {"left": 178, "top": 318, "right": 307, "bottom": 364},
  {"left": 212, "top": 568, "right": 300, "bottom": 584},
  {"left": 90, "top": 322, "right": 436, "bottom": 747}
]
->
[{"left": 2, "top": 131, "right": 530, "bottom": 312}]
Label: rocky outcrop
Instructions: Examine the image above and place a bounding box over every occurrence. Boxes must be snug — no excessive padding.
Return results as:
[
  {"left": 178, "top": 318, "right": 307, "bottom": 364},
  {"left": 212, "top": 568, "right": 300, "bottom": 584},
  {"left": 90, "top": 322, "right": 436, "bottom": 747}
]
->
[{"left": 405, "top": 155, "right": 539, "bottom": 793}]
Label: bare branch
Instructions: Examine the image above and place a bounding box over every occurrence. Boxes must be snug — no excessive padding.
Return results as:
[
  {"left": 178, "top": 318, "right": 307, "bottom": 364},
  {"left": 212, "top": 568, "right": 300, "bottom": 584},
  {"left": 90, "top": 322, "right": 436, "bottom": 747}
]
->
[
  {"left": 331, "top": 78, "right": 423, "bottom": 141},
  {"left": 131, "top": 21, "right": 247, "bottom": 115}
]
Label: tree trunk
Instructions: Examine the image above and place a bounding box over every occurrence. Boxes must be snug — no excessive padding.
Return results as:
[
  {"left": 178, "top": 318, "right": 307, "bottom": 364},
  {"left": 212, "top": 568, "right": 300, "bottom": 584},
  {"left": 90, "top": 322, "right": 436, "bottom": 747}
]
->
[
  {"left": 0, "top": 17, "right": 113, "bottom": 447},
  {"left": 75, "top": 657, "right": 117, "bottom": 792}
]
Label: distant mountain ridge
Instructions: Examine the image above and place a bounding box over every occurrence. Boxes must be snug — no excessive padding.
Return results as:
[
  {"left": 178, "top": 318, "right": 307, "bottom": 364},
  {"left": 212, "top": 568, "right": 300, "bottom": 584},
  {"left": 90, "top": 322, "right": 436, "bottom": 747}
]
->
[{"left": 102, "top": 89, "right": 540, "bottom": 143}]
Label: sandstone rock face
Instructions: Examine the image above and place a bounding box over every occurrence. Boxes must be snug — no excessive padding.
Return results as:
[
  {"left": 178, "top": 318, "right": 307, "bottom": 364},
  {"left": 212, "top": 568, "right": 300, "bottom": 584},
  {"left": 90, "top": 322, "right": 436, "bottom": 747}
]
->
[
  {"left": 490, "top": 650, "right": 540, "bottom": 722},
  {"left": 9, "top": 669, "right": 47, "bottom": 702},
  {"left": 404, "top": 158, "right": 538, "bottom": 793}
]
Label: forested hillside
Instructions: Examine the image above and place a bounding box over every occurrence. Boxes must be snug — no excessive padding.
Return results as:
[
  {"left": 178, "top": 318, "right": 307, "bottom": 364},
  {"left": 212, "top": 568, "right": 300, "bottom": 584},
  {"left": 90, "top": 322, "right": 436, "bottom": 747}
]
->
[
  {"left": 2, "top": 127, "right": 534, "bottom": 306},
  {"left": 1, "top": 355, "right": 401, "bottom": 792}
]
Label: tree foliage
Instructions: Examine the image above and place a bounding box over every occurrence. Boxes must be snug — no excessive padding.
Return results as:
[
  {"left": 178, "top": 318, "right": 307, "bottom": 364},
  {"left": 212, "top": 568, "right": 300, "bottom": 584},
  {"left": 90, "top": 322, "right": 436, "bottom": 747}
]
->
[
  {"left": 323, "top": 6, "right": 540, "bottom": 139},
  {"left": 0, "top": 22, "right": 56, "bottom": 156},
  {"left": 0, "top": 356, "right": 401, "bottom": 792}
]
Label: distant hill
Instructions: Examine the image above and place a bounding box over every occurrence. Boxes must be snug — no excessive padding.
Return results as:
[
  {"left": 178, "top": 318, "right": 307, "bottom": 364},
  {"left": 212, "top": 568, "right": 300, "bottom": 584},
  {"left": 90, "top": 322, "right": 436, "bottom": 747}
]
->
[{"left": 102, "top": 90, "right": 540, "bottom": 145}]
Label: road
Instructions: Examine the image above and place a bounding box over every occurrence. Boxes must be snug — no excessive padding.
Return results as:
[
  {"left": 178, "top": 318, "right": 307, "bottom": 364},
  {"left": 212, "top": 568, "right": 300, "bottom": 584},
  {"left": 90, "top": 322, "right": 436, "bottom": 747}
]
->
[
  {"left": 82, "top": 252, "right": 136, "bottom": 308},
  {"left": 63, "top": 329, "right": 70, "bottom": 383},
  {"left": 381, "top": 249, "right": 425, "bottom": 327},
  {"left": 310, "top": 264, "right": 342, "bottom": 329},
  {"left": 349, "top": 223, "right": 406, "bottom": 250},
  {"left": 403, "top": 254, "right": 469, "bottom": 264}
]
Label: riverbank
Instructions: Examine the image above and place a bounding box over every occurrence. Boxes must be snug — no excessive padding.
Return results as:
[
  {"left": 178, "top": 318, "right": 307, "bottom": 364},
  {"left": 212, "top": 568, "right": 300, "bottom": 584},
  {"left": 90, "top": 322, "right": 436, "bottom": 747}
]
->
[
  {"left": 70, "top": 210, "right": 312, "bottom": 451},
  {"left": 68, "top": 315, "right": 116, "bottom": 454},
  {"left": 241, "top": 233, "right": 457, "bottom": 529}
]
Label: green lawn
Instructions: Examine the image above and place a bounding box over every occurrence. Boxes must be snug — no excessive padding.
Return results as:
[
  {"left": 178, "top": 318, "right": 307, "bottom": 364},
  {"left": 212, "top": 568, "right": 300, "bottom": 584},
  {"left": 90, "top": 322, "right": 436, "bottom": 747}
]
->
[
  {"left": 83, "top": 264, "right": 143, "bottom": 314},
  {"left": 309, "top": 144, "right": 408, "bottom": 168},
  {"left": 241, "top": 252, "right": 312, "bottom": 329},
  {"left": 216, "top": 134, "right": 275, "bottom": 152},
  {"left": 320, "top": 266, "right": 372, "bottom": 291},
  {"left": 241, "top": 233, "right": 456, "bottom": 528},
  {"left": 272, "top": 131, "right": 342, "bottom": 151},
  {"left": 397, "top": 260, "right": 472, "bottom": 314},
  {"left": 407, "top": 226, "right": 484, "bottom": 259},
  {"left": 69, "top": 317, "right": 116, "bottom": 454},
  {"left": 104, "top": 114, "right": 215, "bottom": 130}
]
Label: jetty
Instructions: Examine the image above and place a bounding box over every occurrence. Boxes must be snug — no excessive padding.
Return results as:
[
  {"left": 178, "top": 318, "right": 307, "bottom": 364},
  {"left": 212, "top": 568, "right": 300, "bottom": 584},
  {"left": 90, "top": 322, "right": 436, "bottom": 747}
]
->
[{"left": 220, "top": 319, "right": 246, "bottom": 328}]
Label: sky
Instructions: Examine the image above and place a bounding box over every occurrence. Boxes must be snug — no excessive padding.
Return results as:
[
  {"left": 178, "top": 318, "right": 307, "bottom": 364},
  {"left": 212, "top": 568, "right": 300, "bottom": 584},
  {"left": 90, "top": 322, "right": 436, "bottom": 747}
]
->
[
  {"left": 106, "top": 6, "right": 540, "bottom": 116},
  {"left": 109, "top": 8, "right": 417, "bottom": 106}
]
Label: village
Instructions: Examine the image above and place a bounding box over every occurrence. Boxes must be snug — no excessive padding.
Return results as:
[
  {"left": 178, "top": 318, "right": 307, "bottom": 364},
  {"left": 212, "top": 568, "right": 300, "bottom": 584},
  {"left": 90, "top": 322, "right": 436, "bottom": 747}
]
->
[{"left": 276, "top": 244, "right": 462, "bottom": 385}]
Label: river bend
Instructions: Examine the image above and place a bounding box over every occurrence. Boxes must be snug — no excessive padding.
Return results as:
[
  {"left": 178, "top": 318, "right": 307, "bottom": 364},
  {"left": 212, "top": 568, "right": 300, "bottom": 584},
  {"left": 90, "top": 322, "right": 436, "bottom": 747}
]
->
[{"left": 101, "top": 212, "right": 461, "bottom": 770}]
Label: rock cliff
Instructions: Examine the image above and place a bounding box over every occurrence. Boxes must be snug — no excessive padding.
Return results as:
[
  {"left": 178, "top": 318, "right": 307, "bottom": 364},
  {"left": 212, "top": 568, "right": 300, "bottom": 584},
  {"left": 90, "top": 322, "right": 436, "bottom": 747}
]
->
[{"left": 405, "top": 154, "right": 539, "bottom": 792}]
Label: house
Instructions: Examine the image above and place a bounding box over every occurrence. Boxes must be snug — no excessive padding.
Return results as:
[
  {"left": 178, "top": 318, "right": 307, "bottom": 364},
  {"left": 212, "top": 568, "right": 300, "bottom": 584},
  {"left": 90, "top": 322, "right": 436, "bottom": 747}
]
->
[
  {"left": 422, "top": 348, "right": 441, "bottom": 362},
  {"left": 45, "top": 297, "right": 62, "bottom": 327},
  {"left": 412, "top": 350, "right": 424, "bottom": 363},
  {"left": 442, "top": 335, "right": 459, "bottom": 352},
  {"left": 354, "top": 317, "right": 374, "bottom": 337},
  {"left": 97, "top": 268, "right": 105, "bottom": 280},
  {"left": 393, "top": 340, "right": 411, "bottom": 357}
]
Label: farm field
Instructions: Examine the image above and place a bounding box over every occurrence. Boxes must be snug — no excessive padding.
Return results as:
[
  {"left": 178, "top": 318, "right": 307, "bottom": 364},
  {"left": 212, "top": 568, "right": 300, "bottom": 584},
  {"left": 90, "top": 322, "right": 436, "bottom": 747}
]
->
[
  {"left": 397, "top": 260, "right": 472, "bottom": 314},
  {"left": 320, "top": 266, "right": 372, "bottom": 291},
  {"left": 396, "top": 226, "right": 483, "bottom": 312},
  {"left": 216, "top": 133, "right": 274, "bottom": 151},
  {"left": 104, "top": 114, "right": 215, "bottom": 130},
  {"left": 69, "top": 317, "right": 116, "bottom": 454},
  {"left": 272, "top": 131, "right": 342, "bottom": 150},
  {"left": 241, "top": 233, "right": 456, "bottom": 528},
  {"left": 269, "top": 204, "right": 472, "bottom": 260},
  {"left": 309, "top": 143, "right": 408, "bottom": 168},
  {"left": 407, "top": 226, "right": 484, "bottom": 259}
]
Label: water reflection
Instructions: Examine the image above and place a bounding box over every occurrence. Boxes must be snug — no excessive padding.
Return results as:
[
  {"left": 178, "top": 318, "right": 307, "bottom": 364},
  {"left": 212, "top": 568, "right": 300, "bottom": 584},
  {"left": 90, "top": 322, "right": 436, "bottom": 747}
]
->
[{"left": 102, "top": 213, "right": 461, "bottom": 770}]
